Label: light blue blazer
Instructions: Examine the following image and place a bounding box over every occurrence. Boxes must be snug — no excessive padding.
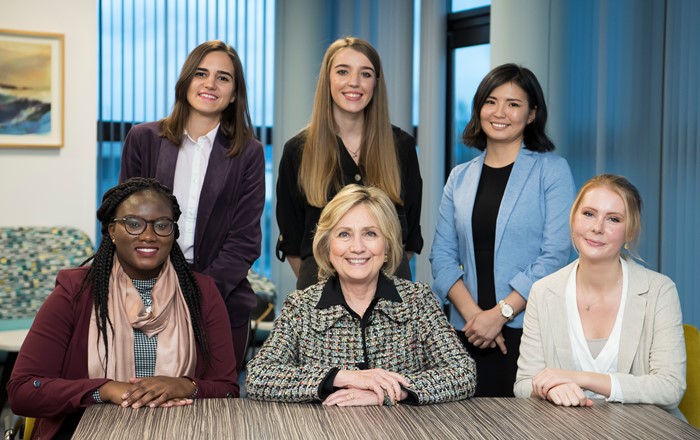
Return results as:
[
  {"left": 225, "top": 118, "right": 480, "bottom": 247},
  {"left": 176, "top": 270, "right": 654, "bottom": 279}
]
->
[{"left": 430, "top": 146, "right": 575, "bottom": 329}]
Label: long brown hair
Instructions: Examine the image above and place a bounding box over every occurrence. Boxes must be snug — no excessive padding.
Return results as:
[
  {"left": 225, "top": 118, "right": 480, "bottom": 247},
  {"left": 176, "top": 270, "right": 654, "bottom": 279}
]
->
[
  {"left": 160, "top": 40, "right": 254, "bottom": 157},
  {"left": 299, "top": 37, "right": 401, "bottom": 208}
]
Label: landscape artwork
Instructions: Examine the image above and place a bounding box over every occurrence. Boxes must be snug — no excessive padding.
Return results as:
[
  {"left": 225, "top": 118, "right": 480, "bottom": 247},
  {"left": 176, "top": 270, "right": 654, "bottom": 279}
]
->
[{"left": 0, "top": 30, "right": 63, "bottom": 147}]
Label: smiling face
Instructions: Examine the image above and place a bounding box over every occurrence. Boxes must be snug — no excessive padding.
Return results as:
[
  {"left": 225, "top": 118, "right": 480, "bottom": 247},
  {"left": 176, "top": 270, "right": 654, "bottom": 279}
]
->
[
  {"left": 571, "top": 186, "right": 628, "bottom": 264},
  {"left": 329, "top": 48, "right": 377, "bottom": 119},
  {"left": 108, "top": 191, "right": 175, "bottom": 280},
  {"left": 186, "top": 50, "right": 236, "bottom": 121},
  {"left": 329, "top": 203, "right": 386, "bottom": 288},
  {"left": 479, "top": 81, "right": 536, "bottom": 149}
]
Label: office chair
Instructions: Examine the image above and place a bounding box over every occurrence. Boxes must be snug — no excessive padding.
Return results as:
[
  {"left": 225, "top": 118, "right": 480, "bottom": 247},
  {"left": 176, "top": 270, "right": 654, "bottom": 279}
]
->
[{"left": 680, "top": 324, "right": 700, "bottom": 427}]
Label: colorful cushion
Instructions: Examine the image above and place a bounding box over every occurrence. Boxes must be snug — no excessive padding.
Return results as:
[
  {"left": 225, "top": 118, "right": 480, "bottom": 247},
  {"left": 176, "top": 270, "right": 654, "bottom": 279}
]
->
[{"left": 0, "top": 227, "right": 94, "bottom": 320}]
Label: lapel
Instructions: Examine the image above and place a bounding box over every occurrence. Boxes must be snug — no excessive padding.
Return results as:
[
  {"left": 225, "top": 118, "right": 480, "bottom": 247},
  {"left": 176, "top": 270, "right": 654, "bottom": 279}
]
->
[
  {"left": 616, "top": 259, "right": 649, "bottom": 373},
  {"left": 155, "top": 137, "right": 179, "bottom": 188},
  {"left": 544, "top": 262, "right": 577, "bottom": 369},
  {"left": 494, "top": 147, "right": 536, "bottom": 252},
  {"left": 194, "top": 133, "right": 231, "bottom": 247}
]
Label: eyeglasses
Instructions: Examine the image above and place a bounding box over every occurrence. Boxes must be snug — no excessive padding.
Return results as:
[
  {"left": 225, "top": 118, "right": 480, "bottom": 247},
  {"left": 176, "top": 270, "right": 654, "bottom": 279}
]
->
[{"left": 112, "top": 216, "right": 175, "bottom": 237}]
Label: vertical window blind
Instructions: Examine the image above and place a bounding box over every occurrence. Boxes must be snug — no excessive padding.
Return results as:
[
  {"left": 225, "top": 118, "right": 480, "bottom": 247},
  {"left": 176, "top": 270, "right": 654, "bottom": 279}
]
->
[{"left": 97, "top": 0, "right": 275, "bottom": 275}]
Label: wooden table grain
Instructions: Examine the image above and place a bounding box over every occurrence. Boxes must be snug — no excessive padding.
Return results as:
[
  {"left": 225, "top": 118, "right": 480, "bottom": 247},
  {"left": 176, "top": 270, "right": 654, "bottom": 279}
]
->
[{"left": 72, "top": 397, "right": 700, "bottom": 439}]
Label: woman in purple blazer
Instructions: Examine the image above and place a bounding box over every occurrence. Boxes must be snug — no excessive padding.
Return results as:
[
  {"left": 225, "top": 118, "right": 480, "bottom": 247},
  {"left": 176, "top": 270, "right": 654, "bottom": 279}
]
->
[{"left": 119, "top": 40, "right": 265, "bottom": 373}]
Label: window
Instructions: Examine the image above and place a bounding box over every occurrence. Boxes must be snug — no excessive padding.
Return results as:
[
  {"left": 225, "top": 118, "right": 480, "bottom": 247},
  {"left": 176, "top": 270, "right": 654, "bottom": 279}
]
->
[
  {"left": 97, "top": 0, "right": 275, "bottom": 276},
  {"left": 446, "top": 4, "right": 490, "bottom": 175}
]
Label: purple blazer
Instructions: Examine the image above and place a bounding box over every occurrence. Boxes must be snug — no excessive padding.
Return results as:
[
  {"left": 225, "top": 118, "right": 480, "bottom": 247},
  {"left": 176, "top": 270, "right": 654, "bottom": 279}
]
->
[{"left": 119, "top": 121, "right": 264, "bottom": 325}]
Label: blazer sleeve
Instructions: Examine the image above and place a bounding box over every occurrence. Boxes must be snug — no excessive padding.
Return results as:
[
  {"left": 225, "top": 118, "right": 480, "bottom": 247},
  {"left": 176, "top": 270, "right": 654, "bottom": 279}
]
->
[
  {"left": 193, "top": 275, "right": 240, "bottom": 398},
  {"left": 200, "top": 142, "right": 265, "bottom": 306},
  {"left": 275, "top": 136, "right": 306, "bottom": 260},
  {"left": 245, "top": 291, "right": 331, "bottom": 402},
  {"left": 7, "top": 272, "right": 110, "bottom": 418},
  {"left": 396, "top": 129, "right": 423, "bottom": 254},
  {"left": 430, "top": 167, "right": 466, "bottom": 303},
  {"left": 119, "top": 124, "right": 150, "bottom": 182},
  {"left": 508, "top": 156, "right": 575, "bottom": 300},
  {"left": 513, "top": 282, "right": 547, "bottom": 398},
  {"left": 614, "top": 276, "right": 686, "bottom": 409},
  {"left": 401, "top": 283, "right": 476, "bottom": 404}
]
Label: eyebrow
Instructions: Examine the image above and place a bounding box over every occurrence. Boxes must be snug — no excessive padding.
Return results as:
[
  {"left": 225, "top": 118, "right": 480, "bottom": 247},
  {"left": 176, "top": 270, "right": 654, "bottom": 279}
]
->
[
  {"left": 581, "top": 206, "right": 625, "bottom": 217},
  {"left": 333, "top": 63, "right": 375, "bottom": 72},
  {"left": 196, "top": 67, "right": 233, "bottom": 79},
  {"left": 487, "top": 94, "right": 524, "bottom": 102}
]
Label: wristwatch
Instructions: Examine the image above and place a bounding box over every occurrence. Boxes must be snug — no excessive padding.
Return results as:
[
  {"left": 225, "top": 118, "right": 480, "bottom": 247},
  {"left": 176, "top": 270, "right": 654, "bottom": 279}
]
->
[{"left": 498, "top": 300, "right": 514, "bottom": 321}]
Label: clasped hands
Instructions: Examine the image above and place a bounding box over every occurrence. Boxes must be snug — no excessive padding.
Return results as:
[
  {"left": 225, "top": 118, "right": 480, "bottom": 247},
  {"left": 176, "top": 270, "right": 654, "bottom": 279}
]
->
[
  {"left": 99, "top": 376, "right": 196, "bottom": 409},
  {"left": 462, "top": 306, "right": 507, "bottom": 354},
  {"left": 323, "top": 369, "right": 409, "bottom": 407},
  {"left": 532, "top": 368, "right": 593, "bottom": 407}
]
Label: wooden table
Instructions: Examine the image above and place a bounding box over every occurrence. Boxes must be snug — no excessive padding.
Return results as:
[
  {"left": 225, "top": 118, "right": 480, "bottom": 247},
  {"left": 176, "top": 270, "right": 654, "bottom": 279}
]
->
[{"left": 72, "top": 397, "right": 700, "bottom": 439}]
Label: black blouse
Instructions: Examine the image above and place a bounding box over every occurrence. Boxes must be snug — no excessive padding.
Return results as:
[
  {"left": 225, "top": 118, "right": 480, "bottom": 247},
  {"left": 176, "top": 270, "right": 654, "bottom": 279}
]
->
[
  {"left": 276, "top": 126, "right": 424, "bottom": 262},
  {"left": 471, "top": 162, "right": 513, "bottom": 310}
]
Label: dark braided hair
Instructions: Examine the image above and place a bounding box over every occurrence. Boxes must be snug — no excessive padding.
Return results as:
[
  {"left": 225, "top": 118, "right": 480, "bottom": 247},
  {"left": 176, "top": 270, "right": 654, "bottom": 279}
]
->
[{"left": 77, "top": 177, "right": 210, "bottom": 374}]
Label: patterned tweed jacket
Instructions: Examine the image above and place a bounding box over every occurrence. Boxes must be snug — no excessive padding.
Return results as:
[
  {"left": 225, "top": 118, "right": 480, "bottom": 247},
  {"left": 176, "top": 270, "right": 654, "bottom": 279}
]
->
[{"left": 246, "top": 275, "right": 476, "bottom": 404}]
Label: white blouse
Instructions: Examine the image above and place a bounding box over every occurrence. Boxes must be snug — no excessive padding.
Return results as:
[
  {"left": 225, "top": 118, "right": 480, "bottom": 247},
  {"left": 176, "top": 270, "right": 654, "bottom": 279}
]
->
[{"left": 565, "top": 257, "right": 629, "bottom": 402}]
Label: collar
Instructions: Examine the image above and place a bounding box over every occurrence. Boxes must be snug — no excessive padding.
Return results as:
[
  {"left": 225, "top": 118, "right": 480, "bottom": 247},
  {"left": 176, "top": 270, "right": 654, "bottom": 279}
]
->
[
  {"left": 309, "top": 275, "right": 408, "bottom": 333},
  {"left": 184, "top": 123, "right": 220, "bottom": 145},
  {"left": 315, "top": 274, "right": 402, "bottom": 310}
]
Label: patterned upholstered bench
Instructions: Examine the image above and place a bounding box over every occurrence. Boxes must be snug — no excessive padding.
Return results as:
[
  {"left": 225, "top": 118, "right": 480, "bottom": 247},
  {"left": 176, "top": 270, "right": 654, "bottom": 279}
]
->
[
  {"left": 0, "top": 226, "right": 94, "bottom": 408},
  {"left": 0, "top": 226, "right": 94, "bottom": 323}
]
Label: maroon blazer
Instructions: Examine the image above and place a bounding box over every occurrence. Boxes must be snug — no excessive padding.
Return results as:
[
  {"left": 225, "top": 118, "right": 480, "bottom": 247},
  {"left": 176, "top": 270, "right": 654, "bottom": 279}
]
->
[
  {"left": 119, "top": 121, "right": 265, "bottom": 326},
  {"left": 8, "top": 267, "right": 239, "bottom": 440}
]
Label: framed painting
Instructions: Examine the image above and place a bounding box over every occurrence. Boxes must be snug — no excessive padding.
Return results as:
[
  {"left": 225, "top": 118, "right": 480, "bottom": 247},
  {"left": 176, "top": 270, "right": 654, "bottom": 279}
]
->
[{"left": 0, "top": 29, "right": 64, "bottom": 148}]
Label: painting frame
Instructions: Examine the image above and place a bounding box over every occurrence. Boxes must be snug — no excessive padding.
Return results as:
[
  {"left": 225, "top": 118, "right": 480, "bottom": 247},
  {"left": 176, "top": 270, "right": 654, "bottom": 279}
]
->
[{"left": 0, "top": 29, "right": 64, "bottom": 148}]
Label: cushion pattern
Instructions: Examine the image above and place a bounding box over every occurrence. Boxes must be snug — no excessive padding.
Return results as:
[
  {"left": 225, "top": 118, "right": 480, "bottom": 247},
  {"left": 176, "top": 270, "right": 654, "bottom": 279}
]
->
[{"left": 0, "top": 227, "right": 93, "bottom": 319}]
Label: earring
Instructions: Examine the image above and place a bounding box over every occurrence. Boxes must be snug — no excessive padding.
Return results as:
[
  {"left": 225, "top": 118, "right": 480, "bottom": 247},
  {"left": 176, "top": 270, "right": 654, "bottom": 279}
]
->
[
  {"left": 384, "top": 255, "right": 388, "bottom": 263},
  {"left": 111, "top": 237, "right": 115, "bottom": 243},
  {"left": 624, "top": 242, "right": 630, "bottom": 250}
]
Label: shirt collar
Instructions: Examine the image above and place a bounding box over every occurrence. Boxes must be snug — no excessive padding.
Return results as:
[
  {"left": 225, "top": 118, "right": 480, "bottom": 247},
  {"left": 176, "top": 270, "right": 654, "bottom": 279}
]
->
[
  {"left": 315, "top": 274, "right": 402, "bottom": 310},
  {"left": 184, "top": 123, "right": 220, "bottom": 145}
]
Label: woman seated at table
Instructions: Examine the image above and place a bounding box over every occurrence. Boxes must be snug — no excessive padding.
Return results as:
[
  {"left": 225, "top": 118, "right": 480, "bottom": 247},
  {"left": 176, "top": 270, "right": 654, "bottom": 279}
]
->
[
  {"left": 247, "top": 185, "right": 475, "bottom": 406},
  {"left": 8, "top": 178, "right": 238, "bottom": 439},
  {"left": 514, "top": 174, "right": 686, "bottom": 418}
]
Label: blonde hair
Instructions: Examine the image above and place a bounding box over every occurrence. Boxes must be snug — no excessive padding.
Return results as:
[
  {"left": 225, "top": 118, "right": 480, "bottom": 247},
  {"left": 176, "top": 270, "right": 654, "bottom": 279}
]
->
[
  {"left": 570, "top": 174, "right": 643, "bottom": 259},
  {"left": 299, "top": 36, "right": 401, "bottom": 208},
  {"left": 313, "top": 185, "right": 403, "bottom": 280}
]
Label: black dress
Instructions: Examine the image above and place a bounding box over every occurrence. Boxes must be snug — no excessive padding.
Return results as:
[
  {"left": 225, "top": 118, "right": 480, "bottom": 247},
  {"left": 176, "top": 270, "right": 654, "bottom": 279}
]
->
[
  {"left": 458, "top": 162, "right": 523, "bottom": 397},
  {"left": 276, "top": 126, "right": 424, "bottom": 289}
]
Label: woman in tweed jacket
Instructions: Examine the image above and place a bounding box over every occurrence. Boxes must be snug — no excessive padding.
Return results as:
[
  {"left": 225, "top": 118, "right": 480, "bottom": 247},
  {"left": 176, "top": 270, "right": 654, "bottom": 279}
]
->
[{"left": 247, "top": 185, "right": 476, "bottom": 406}]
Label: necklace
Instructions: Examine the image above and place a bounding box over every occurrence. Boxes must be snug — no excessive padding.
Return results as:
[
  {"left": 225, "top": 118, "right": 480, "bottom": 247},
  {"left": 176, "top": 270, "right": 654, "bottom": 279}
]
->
[
  {"left": 346, "top": 145, "right": 361, "bottom": 159},
  {"left": 579, "top": 274, "right": 622, "bottom": 312}
]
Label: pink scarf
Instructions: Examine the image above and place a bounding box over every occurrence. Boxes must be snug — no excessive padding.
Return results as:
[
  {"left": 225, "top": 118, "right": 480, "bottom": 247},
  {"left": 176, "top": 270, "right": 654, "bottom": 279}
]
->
[{"left": 87, "top": 256, "right": 197, "bottom": 381}]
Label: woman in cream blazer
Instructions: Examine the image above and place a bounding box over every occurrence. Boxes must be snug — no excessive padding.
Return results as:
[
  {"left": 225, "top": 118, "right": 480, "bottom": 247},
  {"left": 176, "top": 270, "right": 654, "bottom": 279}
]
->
[{"left": 515, "top": 175, "right": 686, "bottom": 419}]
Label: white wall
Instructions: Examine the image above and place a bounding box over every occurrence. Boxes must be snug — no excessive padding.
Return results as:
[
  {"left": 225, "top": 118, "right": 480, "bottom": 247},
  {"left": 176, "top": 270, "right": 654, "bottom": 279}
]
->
[{"left": 0, "top": 0, "right": 98, "bottom": 242}]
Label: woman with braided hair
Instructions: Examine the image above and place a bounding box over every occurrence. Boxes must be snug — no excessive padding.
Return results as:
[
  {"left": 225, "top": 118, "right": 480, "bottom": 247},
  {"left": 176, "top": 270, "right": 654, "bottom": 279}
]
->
[{"left": 8, "top": 177, "right": 238, "bottom": 440}]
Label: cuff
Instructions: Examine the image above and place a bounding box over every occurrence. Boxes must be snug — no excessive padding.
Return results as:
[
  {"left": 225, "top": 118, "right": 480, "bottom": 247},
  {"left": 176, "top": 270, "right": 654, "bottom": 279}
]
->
[
  {"left": 318, "top": 368, "right": 340, "bottom": 400},
  {"left": 606, "top": 373, "right": 624, "bottom": 402}
]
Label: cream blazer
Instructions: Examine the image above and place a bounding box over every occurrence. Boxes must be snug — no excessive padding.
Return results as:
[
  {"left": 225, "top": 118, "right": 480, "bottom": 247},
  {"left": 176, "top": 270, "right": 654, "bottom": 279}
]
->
[{"left": 514, "top": 258, "right": 686, "bottom": 417}]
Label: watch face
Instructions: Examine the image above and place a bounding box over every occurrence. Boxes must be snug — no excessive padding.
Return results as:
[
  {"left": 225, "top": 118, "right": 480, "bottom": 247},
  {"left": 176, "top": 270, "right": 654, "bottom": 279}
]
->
[{"left": 501, "top": 303, "right": 514, "bottom": 318}]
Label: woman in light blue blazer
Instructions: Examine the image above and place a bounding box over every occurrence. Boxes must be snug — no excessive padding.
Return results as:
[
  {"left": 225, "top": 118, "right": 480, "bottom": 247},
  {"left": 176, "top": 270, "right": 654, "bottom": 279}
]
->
[{"left": 430, "top": 64, "right": 575, "bottom": 397}]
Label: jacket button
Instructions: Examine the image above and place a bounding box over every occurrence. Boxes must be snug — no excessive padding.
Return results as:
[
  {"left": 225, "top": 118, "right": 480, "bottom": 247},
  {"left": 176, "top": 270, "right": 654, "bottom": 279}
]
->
[
  {"left": 226, "top": 392, "right": 233, "bottom": 398},
  {"left": 33, "top": 380, "right": 41, "bottom": 388}
]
